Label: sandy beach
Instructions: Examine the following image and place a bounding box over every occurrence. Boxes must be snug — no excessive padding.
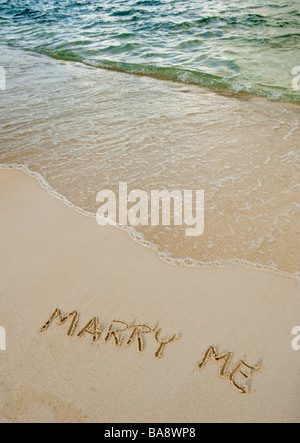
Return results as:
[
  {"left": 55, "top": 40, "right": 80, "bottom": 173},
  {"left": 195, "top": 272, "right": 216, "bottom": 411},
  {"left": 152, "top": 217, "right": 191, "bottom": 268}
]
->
[
  {"left": 1, "top": 0, "right": 299, "bottom": 425},
  {"left": 0, "top": 168, "right": 299, "bottom": 423}
]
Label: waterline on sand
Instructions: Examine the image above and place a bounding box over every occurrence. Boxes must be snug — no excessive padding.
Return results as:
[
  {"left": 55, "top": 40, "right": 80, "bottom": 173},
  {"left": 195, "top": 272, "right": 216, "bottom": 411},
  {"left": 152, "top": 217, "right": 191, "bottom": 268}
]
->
[{"left": 1, "top": 164, "right": 298, "bottom": 284}]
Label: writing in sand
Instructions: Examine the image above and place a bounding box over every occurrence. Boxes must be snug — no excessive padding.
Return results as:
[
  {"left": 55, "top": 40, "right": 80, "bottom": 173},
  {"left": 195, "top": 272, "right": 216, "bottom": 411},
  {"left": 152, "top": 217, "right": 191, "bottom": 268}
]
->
[{"left": 40, "top": 309, "right": 262, "bottom": 394}]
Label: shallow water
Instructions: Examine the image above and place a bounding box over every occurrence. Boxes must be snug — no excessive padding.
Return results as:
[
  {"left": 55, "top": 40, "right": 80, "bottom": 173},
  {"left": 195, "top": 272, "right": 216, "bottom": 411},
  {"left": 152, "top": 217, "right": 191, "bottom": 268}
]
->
[
  {"left": 0, "top": 0, "right": 299, "bottom": 101},
  {"left": 0, "top": 46, "right": 299, "bottom": 281}
]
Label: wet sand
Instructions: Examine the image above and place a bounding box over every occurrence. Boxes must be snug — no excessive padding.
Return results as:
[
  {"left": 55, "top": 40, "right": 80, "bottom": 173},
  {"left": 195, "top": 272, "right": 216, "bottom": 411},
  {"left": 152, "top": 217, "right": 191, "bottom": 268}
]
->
[
  {"left": 0, "top": 168, "right": 299, "bottom": 423},
  {"left": 1, "top": 45, "right": 299, "bottom": 279}
]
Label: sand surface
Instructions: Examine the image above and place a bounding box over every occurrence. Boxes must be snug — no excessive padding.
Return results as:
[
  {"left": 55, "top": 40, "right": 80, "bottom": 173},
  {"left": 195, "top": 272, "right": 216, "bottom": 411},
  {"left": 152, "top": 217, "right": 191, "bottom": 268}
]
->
[{"left": 0, "top": 169, "right": 299, "bottom": 423}]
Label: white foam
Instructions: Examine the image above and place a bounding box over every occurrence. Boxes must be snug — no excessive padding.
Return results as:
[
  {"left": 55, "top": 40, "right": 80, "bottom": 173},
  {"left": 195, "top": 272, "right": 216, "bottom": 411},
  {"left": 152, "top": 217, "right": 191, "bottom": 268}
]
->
[{"left": 1, "top": 163, "right": 299, "bottom": 285}]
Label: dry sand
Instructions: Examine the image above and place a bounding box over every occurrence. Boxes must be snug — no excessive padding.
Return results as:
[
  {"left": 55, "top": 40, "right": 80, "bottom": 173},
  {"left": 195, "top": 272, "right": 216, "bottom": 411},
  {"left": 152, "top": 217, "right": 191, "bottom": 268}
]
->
[{"left": 0, "top": 168, "right": 299, "bottom": 423}]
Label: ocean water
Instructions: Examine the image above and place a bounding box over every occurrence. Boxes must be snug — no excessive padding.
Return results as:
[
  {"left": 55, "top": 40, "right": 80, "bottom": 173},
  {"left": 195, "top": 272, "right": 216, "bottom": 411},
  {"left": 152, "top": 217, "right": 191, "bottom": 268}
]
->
[
  {"left": 0, "top": 2, "right": 299, "bottom": 281},
  {"left": 0, "top": 0, "right": 299, "bottom": 101}
]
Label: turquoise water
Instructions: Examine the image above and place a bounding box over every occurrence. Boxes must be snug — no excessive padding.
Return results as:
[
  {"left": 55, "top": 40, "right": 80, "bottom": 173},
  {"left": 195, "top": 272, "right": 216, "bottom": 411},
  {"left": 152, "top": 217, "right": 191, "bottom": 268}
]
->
[{"left": 0, "top": 0, "right": 299, "bottom": 101}]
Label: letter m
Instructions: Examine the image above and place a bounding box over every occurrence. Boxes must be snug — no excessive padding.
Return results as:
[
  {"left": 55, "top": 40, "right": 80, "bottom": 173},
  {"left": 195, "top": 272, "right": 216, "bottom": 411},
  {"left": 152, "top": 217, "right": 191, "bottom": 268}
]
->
[
  {"left": 198, "top": 346, "right": 234, "bottom": 378},
  {"left": 40, "top": 309, "right": 79, "bottom": 337}
]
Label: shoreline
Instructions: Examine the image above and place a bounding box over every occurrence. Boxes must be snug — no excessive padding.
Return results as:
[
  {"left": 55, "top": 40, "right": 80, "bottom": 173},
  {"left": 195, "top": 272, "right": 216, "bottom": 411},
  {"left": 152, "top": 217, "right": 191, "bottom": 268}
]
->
[
  {"left": 1, "top": 164, "right": 298, "bottom": 284},
  {"left": 1, "top": 45, "right": 299, "bottom": 280},
  {"left": 2, "top": 44, "right": 300, "bottom": 104},
  {"left": 0, "top": 169, "right": 299, "bottom": 423}
]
